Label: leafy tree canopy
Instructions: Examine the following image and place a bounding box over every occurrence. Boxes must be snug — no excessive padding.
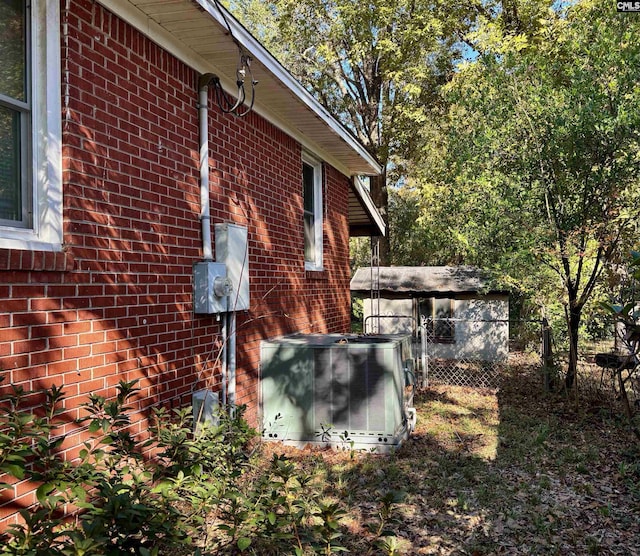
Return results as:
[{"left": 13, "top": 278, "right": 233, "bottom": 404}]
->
[
  {"left": 225, "top": 0, "right": 475, "bottom": 263},
  {"left": 227, "top": 0, "right": 640, "bottom": 386},
  {"left": 412, "top": 0, "right": 640, "bottom": 383}
]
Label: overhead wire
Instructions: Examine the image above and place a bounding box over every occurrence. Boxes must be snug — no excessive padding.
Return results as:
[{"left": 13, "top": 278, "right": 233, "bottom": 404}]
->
[{"left": 210, "top": 0, "right": 258, "bottom": 117}]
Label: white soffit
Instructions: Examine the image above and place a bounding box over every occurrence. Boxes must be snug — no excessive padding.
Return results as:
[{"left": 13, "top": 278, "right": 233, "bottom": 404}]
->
[
  {"left": 350, "top": 177, "right": 386, "bottom": 237},
  {"left": 96, "top": 0, "right": 382, "bottom": 178}
]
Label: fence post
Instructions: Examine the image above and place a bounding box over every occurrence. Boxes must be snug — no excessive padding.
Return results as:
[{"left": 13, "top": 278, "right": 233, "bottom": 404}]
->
[
  {"left": 542, "top": 318, "right": 553, "bottom": 391},
  {"left": 420, "top": 316, "right": 428, "bottom": 388}
]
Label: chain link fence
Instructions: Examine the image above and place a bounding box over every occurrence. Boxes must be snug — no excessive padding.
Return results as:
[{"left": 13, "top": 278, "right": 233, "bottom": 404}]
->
[
  {"left": 419, "top": 317, "right": 546, "bottom": 389},
  {"left": 362, "top": 314, "right": 546, "bottom": 390}
]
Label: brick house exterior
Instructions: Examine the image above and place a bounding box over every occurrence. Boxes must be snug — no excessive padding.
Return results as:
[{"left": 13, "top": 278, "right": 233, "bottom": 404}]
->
[{"left": 0, "top": 0, "right": 383, "bottom": 524}]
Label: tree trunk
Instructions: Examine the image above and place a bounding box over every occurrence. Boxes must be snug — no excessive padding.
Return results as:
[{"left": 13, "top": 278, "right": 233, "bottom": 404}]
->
[
  {"left": 542, "top": 318, "right": 553, "bottom": 391},
  {"left": 565, "top": 306, "right": 581, "bottom": 389},
  {"left": 369, "top": 170, "right": 390, "bottom": 266}
]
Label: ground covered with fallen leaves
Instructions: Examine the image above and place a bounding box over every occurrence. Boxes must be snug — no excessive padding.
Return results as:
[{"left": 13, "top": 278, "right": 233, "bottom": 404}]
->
[{"left": 260, "top": 354, "right": 640, "bottom": 555}]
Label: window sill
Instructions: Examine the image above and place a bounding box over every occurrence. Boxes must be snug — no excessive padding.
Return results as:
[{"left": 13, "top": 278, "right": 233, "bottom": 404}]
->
[
  {"left": 0, "top": 248, "right": 75, "bottom": 272},
  {"left": 305, "top": 269, "right": 328, "bottom": 281}
]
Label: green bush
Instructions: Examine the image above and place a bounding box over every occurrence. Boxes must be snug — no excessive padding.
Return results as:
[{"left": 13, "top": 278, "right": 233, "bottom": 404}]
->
[
  {"left": 0, "top": 380, "right": 399, "bottom": 555},
  {"left": 0, "top": 379, "right": 187, "bottom": 555}
]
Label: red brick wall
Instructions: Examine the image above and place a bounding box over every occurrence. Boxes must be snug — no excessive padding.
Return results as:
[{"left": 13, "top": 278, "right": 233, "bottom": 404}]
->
[{"left": 0, "top": 0, "right": 352, "bottom": 525}]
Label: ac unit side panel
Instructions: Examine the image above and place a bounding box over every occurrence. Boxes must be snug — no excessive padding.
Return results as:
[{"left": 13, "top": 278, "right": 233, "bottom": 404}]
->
[
  {"left": 345, "top": 349, "right": 369, "bottom": 431},
  {"left": 377, "top": 346, "right": 402, "bottom": 434},
  {"left": 351, "top": 347, "right": 387, "bottom": 432},
  {"left": 390, "top": 347, "right": 405, "bottom": 424},
  {"left": 330, "top": 347, "right": 353, "bottom": 432},
  {"left": 261, "top": 344, "right": 314, "bottom": 439},
  {"left": 313, "top": 347, "right": 335, "bottom": 431},
  {"left": 385, "top": 347, "right": 406, "bottom": 434}
]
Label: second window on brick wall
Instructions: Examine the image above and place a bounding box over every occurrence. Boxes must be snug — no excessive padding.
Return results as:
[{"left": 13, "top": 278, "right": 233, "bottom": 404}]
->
[
  {"left": 303, "top": 153, "right": 323, "bottom": 270},
  {"left": 0, "top": 0, "right": 30, "bottom": 228}
]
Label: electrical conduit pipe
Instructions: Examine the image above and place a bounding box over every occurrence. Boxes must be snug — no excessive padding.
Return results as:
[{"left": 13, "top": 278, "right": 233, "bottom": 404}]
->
[
  {"left": 198, "top": 73, "right": 236, "bottom": 409},
  {"left": 198, "top": 74, "right": 216, "bottom": 262}
]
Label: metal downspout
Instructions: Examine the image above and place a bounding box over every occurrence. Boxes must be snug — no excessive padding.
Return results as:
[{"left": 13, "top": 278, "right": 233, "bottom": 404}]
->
[
  {"left": 198, "top": 74, "right": 238, "bottom": 411},
  {"left": 221, "top": 314, "right": 228, "bottom": 406},
  {"left": 198, "top": 74, "right": 216, "bottom": 261},
  {"left": 199, "top": 73, "right": 233, "bottom": 408},
  {"left": 228, "top": 312, "right": 237, "bottom": 409}
]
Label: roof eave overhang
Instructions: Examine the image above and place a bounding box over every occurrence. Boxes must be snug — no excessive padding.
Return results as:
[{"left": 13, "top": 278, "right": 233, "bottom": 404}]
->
[
  {"left": 95, "top": 0, "right": 382, "bottom": 179},
  {"left": 351, "top": 288, "right": 510, "bottom": 296},
  {"left": 349, "top": 177, "right": 386, "bottom": 237},
  {"left": 193, "top": 0, "right": 382, "bottom": 177}
]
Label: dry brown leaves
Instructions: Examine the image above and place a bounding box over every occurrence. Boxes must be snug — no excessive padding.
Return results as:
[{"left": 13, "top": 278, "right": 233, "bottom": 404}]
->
[{"left": 254, "top": 353, "right": 640, "bottom": 555}]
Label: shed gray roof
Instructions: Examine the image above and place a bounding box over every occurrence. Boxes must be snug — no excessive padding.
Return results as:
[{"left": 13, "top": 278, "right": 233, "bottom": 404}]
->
[{"left": 350, "top": 266, "right": 506, "bottom": 295}]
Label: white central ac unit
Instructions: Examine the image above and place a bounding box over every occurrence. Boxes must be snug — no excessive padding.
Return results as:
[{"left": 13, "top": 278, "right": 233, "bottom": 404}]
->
[{"left": 260, "top": 334, "right": 415, "bottom": 451}]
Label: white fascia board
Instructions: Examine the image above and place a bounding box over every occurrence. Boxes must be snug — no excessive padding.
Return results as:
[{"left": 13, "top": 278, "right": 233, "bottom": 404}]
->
[
  {"left": 353, "top": 176, "right": 386, "bottom": 237},
  {"left": 95, "top": 0, "right": 382, "bottom": 178}
]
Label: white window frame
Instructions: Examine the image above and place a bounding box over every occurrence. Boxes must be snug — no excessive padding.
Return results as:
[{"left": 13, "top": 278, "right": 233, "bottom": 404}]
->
[
  {"left": 0, "top": 0, "right": 62, "bottom": 251},
  {"left": 302, "top": 151, "right": 323, "bottom": 270}
]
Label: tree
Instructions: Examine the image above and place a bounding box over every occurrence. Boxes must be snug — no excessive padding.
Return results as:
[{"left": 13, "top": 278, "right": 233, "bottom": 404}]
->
[
  {"left": 226, "top": 0, "right": 469, "bottom": 264},
  {"left": 424, "top": 0, "right": 640, "bottom": 387}
]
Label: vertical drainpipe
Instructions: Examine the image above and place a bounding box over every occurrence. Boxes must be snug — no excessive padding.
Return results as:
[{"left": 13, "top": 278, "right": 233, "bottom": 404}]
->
[
  {"left": 198, "top": 73, "right": 229, "bottom": 405},
  {"left": 228, "top": 312, "right": 237, "bottom": 409},
  {"left": 198, "top": 74, "right": 216, "bottom": 262},
  {"left": 221, "top": 315, "right": 228, "bottom": 406}
]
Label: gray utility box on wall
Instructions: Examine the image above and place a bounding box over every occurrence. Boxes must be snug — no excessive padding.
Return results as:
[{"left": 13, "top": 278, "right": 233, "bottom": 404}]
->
[
  {"left": 260, "top": 334, "right": 415, "bottom": 452},
  {"left": 192, "top": 389, "right": 219, "bottom": 432},
  {"left": 215, "top": 223, "right": 249, "bottom": 311},
  {"left": 192, "top": 223, "right": 249, "bottom": 315}
]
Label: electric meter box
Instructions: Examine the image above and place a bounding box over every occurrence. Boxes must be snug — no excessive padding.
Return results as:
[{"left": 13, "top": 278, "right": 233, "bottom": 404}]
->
[
  {"left": 192, "top": 389, "right": 220, "bottom": 432},
  {"left": 193, "top": 261, "right": 229, "bottom": 314}
]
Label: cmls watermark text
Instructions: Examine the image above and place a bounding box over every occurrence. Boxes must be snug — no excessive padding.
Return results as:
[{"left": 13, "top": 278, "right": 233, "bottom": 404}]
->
[{"left": 617, "top": 1, "right": 640, "bottom": 11}]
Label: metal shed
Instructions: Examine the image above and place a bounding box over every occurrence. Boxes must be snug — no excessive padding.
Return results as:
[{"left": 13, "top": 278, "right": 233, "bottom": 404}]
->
[{"left": 351, "top": 266, "right": 510, "bottom": 363}]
